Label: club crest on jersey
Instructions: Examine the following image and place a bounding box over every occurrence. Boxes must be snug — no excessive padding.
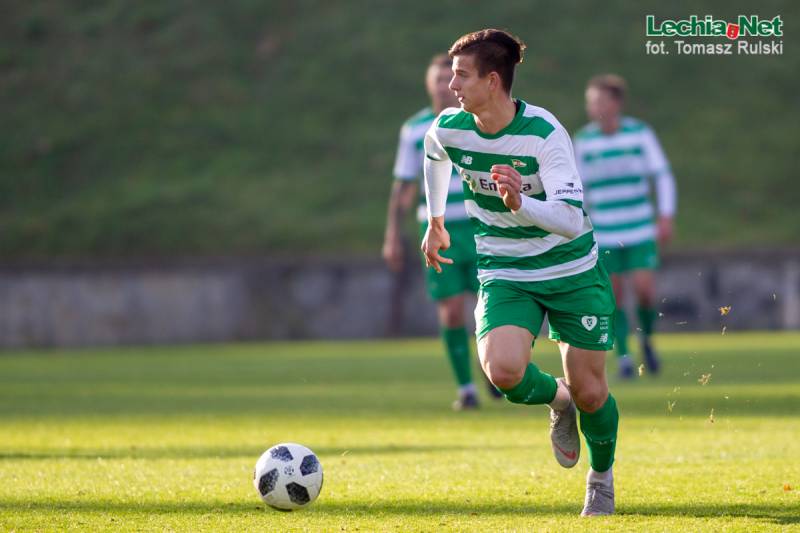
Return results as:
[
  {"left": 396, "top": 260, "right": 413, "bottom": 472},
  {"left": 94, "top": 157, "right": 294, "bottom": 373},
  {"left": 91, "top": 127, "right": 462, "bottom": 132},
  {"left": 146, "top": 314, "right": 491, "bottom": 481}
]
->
[
  {"left": 581, "top": 316, "right": 598, "bottom": 331},
  {"left": 511, "top": 159, "right": 527, "bottom": 168},
  {"left": 460, "top": 155, "right": 473, "bottom": 165},
  {"left": 461, "top": 170, "right": 476, "bottom": 191}
]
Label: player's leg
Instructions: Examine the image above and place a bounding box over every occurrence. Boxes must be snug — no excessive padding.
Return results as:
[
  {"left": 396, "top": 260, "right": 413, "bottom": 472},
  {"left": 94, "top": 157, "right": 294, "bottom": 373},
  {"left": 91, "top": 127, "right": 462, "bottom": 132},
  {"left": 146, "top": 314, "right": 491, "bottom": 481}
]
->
[
  {"left": 602, "top": 248, "right": 633, "bottom": 378},
  {"left": 474, "top": 282, "right": 570, "bottom": 409},
  {"left": 544, "top": 263, "right": 617, "bottom": 514},
  {"left": 437, "top": 294, "right": 477, "bottom": 409},
  {"left": 560, "top": 343, "right": 618, "bottom": 516},
  {"left": 610, "top": 274, "right": 634, "bottom": 378},
  {"left": 630, "top": 240, "right": 661, "bottom": 373},
  {"left": 422, "top": 228, "right": 478, "bottom": 409},
  {"left": 464, "top": 253, "right": 503, "bottom": 400},
  {"left": 631, "top": 268, "right": 659, "bottom": 373}
]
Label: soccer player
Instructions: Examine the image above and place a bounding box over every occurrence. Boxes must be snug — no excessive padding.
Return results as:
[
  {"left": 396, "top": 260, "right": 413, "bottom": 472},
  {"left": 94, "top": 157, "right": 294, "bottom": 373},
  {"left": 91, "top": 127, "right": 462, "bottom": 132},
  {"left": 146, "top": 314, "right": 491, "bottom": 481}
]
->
[
  {"left": 383, "top": 54, "right": 501, "bottom": 410},
  {"left": 573, "top": 75, "right": 677, "bottom": 378},
  {"left": 422, "top": 29, "right": 618, "bottom": 516}
]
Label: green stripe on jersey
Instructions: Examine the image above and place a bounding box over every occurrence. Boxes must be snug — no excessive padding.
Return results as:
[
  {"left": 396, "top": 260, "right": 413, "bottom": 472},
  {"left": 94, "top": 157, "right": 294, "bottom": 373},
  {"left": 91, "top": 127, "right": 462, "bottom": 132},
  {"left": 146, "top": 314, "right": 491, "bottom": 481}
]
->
[
  {"left": 470, "top": 218, "right": 550, "bottom": 239},
  {"left": 592, "top": 217, "right": 653, "bottom": 232},
  {"left": 591, "top": 196, "right": 648, "bottom": 210},
  {"left": 444, "top": 146, "right": 539, "bottom": 175},
  {"left": 575, "top": 122, "right": 647, "bottom": 140},
  {"left": 582, "top": 146, "right": 643, "bottom": 162},
  {"left": 560, "top": 198, "right": 584, "bottom": 209},
  {"left": 477, "top": 231, "right": 595, "bottom": 270},
  {"left": 438, "top": 104, "right": 555, "bottom": 140},
  {"left": 405, "top": 108, "right": 435, "bottom": 127},
  {"left": 585, "top": 175, "right": 643, "bottom": 190}
]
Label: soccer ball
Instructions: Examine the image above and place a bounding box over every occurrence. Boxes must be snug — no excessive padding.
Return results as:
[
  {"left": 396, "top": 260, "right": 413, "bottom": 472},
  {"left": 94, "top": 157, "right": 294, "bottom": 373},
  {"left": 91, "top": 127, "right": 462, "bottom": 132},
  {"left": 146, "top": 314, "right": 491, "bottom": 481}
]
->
[{"left": 254, "top": 443, "right": 323, "bottom": 511}]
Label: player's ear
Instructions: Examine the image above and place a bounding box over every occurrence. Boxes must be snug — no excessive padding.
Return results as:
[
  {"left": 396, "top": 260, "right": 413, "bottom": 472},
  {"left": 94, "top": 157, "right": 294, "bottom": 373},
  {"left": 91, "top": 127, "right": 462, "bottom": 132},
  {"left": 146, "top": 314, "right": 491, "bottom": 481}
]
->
[{"left": 487, "top": 72, "right": 496, "bottom": 90}]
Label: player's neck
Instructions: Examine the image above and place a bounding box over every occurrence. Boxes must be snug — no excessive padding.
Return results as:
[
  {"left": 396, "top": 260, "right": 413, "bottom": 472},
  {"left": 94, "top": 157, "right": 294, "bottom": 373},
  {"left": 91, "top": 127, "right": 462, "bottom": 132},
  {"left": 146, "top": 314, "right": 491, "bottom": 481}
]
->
[
  {"left": 473, "top": 96, "right": 517, "bottom": 135},
  {"left": 600, "top": 116, "right": 621, "bottom": 134}
]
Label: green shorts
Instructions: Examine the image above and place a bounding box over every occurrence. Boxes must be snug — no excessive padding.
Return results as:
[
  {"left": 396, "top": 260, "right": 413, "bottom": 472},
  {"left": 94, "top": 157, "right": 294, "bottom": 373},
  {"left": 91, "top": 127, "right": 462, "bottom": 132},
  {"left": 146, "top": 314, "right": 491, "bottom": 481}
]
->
[
  {"left": 420, "top": 220, "right": 479, "bottom": 301},
  {"left": 601, "top": 240, "right": 659, "bottom": 274},
  {"left": 474, "top": 262, "right": 616, "bottom": 351}
]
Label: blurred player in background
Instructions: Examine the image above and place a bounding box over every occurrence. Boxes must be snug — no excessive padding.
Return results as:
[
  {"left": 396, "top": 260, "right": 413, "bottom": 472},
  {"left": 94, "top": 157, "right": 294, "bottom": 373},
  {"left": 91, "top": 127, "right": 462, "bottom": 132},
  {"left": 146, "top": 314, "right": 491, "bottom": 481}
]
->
[
  {"left": 423, "top": 29, "right": 619, "bottom": 516},
  {"left": 573, "top": 75, "right": 677, "bottom": 379},
  {"left": 383, "top": 54, "right": 502, "bottom": 410}
]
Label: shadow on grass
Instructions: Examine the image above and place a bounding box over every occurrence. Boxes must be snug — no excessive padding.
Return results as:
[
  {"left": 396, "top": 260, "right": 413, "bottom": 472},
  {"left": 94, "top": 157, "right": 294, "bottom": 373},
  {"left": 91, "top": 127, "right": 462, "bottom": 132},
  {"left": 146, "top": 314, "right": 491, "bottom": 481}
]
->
[
  {"left": 1, "top": 498, "right": 797, "bottom": 525},
  {"left": 0, "top": 443, "right": 531, "bottom": 461}
]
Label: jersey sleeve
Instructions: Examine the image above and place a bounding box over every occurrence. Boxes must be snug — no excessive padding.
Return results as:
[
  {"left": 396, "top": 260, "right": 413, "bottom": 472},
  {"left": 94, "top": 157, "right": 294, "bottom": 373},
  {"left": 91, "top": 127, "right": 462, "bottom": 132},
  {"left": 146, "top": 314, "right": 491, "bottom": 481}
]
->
[
  {"left": 423, "top": 124, "right": 453, "bottom": 218},
  {"left": 392, "top": 123, "right": 421, "bottom": 181},
  {"left": 423, "top": 123, "right": 449, "bottom": 162},
  {"left": 642, "top": 127, "right": 677, "bottom": 217},
  {"left": 538, "top": 127, "right": 584, "bottom": 208}
]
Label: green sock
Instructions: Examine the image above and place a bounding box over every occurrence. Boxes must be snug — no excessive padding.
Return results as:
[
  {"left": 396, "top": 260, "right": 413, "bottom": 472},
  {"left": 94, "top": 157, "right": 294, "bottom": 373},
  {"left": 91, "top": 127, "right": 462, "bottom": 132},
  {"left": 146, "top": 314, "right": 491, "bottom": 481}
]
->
[
  {"left": 578, "top": 394, "right": 619, "bottom": 472},
  {"left": 637, "top": 306, "right": 657, "bottom": 336},
  {"left": 441, "top": 327, "right": 472, "bottom": 386},
  {"left": 499, "top": 362, "right": 558, "bottom": 405},
  {"left": 614, "top": 309, "right": 629, "bottom": 357}
]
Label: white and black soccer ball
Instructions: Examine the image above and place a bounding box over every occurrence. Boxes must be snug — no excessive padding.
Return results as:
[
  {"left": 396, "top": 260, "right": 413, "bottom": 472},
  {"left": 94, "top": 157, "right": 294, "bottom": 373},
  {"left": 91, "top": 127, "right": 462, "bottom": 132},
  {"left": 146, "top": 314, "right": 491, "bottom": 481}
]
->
[{"left": 254, "top": 443, "right": 323, "bottom": 511}]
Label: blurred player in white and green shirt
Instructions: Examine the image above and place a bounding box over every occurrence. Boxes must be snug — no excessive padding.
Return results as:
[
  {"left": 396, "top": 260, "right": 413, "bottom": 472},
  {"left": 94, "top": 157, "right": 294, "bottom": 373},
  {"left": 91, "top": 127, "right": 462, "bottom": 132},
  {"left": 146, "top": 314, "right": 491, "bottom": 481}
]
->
[
  {"left": 383, "top": 54, "right": 501, "bottom": 410},
  {"left": 573, "top": 75, "right": 677, "bottom": 378}
]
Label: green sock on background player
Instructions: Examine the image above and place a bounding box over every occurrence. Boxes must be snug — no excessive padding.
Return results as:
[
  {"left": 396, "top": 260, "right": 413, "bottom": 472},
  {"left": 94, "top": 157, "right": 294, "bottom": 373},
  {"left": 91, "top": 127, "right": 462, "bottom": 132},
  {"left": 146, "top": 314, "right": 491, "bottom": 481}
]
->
[
  {"left": 614, "top": 309, "right": 629, "bottom": 357},
  {"left": 578, "top": 394, "right": 619, "bottom": 472},
  {"left": 441, "top": 326, "right": 472, "bottom": 386},
  {"left": 499, "top": 362, "right": 558, "bottom": 405},
  {"left": 637, "top": 306, "right": 657, "bottom": 337}
]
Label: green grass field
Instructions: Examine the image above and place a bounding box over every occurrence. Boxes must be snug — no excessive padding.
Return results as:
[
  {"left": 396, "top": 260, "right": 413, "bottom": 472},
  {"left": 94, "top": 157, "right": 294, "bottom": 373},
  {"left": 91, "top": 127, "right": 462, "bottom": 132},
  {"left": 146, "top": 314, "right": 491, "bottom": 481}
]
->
[{"left": 1, "top": 332, "right": 799, "bottom": 531}]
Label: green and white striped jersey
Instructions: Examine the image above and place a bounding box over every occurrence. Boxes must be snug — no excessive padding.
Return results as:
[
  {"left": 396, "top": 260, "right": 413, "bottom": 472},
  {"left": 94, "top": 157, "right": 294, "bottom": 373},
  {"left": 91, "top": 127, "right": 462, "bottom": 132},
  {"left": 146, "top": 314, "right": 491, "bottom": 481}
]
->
[
  {"left": 393, "top": 107, "right": 468, "bottom": 223},
  {"left": 425, "top": 100, "right": 597, "bottom": 284},
  {"left": 573, "top": 117, "right": 676, "bottom": 248}
]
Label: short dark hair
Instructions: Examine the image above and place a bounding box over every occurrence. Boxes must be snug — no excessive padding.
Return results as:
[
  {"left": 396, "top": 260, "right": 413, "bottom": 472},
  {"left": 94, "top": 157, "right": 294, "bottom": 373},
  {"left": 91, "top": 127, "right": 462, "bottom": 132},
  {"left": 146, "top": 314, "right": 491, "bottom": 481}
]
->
[
  {"left": 587, "top": 74, "right": 627, "bottom": 102},
  {"left": 448, "top": 29, "right": 526, "bottom": 92}
]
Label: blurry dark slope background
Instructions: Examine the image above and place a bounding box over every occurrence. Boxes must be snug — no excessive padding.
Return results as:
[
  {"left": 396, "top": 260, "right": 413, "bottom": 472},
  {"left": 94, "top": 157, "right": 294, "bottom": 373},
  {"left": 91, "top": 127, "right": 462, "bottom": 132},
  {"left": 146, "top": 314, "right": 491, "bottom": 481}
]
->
[{"left": 1, "top": 0, "right": 797, "bottom": 258}]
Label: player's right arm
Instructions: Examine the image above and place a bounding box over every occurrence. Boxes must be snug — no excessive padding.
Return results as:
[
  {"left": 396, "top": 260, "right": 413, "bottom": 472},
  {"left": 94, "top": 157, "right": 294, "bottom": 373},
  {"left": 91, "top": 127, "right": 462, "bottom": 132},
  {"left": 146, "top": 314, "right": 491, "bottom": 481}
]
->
[
  {"left": 382, "top": 180, "right": 417, "bottom": 272},
  {"left": 642, "top": 126, "right": 677, "bottom": 245},
  {"left": 421, "top": 125, "right": 454, "bottom": 273},
  {"left": 382, "top": 123, "right": 422, "bottom": 272}
]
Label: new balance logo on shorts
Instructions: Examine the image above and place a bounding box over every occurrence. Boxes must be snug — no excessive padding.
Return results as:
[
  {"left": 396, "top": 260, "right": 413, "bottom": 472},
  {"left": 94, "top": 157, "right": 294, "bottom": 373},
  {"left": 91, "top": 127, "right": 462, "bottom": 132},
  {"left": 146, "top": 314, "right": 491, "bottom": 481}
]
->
[{"left": 581, "top": 316, "right": 611, "bottom": 345}]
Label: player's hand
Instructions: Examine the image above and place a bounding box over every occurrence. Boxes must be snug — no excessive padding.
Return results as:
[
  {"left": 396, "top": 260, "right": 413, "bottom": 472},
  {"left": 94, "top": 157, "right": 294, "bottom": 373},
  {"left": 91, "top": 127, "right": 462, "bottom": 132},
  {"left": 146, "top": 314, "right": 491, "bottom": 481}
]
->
[
  {"left": 490, "top": 164, "right": 522, "bottom": 211},
  {"left": 421, "top": 217, "right": 453, "bottom": 274},
  {"left": 657, "top": 216, "right": 674, "bottom": 246},
  {"left": 382, "top": 234, "right": 404, "bottom": 273}
]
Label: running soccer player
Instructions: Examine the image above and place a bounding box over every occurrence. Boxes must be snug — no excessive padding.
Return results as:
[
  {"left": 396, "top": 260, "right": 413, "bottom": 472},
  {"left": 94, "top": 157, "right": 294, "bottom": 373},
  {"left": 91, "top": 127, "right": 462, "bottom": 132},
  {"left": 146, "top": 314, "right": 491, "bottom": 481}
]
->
[
  {"left": 383, "top": 54, "right": 501, "bottom": 410},
  {"left": 573, "top": 75, "right": 677, "bottom": 378},
  {"left": 422, "top": 29, "right": 618, "bottom": 516}
]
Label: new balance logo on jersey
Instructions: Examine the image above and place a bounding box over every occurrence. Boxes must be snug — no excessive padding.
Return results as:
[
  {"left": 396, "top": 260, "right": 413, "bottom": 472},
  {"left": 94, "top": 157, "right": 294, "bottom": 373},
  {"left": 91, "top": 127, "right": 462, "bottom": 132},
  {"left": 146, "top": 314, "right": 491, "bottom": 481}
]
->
[
  {"left": 460, "top": 155, "right": 473, "bottom": 165},
  {"left": 581, "top": 316, "right": 598, "bottom": 331}
]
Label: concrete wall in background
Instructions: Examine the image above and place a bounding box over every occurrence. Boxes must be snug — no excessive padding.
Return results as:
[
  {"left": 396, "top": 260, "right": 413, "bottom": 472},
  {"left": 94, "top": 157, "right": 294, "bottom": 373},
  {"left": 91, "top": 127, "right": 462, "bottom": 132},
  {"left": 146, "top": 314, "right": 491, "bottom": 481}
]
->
[{"left": 0, "top": 252, "right": 798, "bottom": 348}]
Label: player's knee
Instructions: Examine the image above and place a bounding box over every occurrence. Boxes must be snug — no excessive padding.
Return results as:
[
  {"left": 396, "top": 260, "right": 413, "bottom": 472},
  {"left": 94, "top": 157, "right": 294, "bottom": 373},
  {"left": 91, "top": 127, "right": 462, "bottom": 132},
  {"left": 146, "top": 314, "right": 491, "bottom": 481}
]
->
[
  {"left": 484, "top": 363, "right": 524, "bottom": 390},
  {"left": 573, "top": 386, "right": 608, "bottom": 413},
  {"left": 437, "top": 298, "right": 465, "bottom": 328}
]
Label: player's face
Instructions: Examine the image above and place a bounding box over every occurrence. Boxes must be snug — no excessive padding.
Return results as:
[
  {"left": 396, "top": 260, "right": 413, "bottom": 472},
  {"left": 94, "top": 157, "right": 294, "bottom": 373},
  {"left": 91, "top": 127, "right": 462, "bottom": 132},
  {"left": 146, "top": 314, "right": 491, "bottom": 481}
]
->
[
  {"left": 426, "top": 64, "right": 458, "bottom": 108},
  {"left": 585, "top": 87, "right": 621, "bottom": 123},
  {"left": 449, "top": 54, "right": 490, "bottom": 113}
]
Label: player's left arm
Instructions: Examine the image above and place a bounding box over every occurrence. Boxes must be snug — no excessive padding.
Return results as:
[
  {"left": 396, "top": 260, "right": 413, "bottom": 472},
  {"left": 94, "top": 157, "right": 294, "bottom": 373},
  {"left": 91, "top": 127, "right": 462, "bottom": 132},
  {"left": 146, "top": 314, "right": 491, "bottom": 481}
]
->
[
  {"left": 642, "top": 127, "right": 677, "bottom": 244},
  {"left": 492, "top": 128, "right": 584, "bottom": 239}
]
